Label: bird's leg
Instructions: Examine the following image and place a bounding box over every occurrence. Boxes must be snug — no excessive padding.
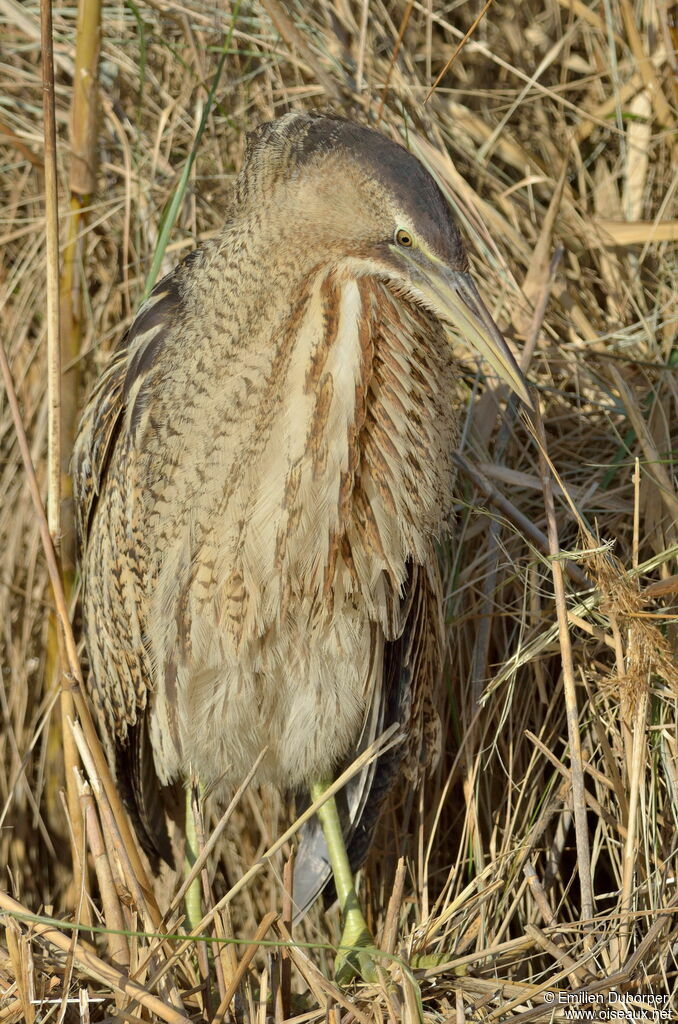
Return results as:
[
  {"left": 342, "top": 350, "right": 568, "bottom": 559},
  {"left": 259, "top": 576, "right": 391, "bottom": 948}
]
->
[
  {"left": 309, "top": 780, "right": 379, "bottom": 984},
  {"left": 184, "top": 780, "right": 203, "bottom": 932}
]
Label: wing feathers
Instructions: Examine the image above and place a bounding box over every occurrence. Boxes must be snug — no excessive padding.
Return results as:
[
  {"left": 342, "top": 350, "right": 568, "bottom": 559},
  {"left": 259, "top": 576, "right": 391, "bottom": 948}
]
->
[{"left": 72, "top": 265, "right": 193, "bottom": 867}]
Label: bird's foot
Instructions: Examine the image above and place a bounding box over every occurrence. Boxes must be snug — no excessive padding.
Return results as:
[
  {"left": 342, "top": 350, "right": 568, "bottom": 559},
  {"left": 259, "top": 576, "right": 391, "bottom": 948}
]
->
[
  {"left": 334, "top": 911, "right": 381, "bottom": 986},
  {"left": 335, "top": 940, "right": 382, "bottom": 986}
]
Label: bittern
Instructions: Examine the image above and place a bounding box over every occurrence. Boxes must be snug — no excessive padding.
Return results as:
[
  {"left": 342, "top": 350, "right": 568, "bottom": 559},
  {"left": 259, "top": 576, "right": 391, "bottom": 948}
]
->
[{"left": 73, "top": 111, "right": 527, "bottom": 979}]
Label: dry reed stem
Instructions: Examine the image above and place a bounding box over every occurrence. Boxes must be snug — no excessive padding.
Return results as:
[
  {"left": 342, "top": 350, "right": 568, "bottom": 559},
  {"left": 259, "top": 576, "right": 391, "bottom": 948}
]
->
[
  {"left": 380, "top": 858, "right": 407, "bottom": 957},
  {"left": 60, "top": 0, "right": 101, "bottom": 574},
  {"left": 0, "top": 331, "right": 158, "bottom": 900},
  {"left": 68, "top": 718, "right": 189, "bottom": 1014},
  {"left": 213, "top": 912, "right": 278, "bottom": 1022},
  {"left": 618, "top": 689, "right": 649, "bottom": 966},
  {"left": 4, "top": 922, "right": 34, "bottom": 1024},
  {"left": 168, "top": 750, "right": 267, "bottom": 921},
  {"left": 40, "top": 0, "right": 89, "bottom": 928},
  {"left": 38, "top": 0, "right": 60, "bottom": 541},
  {"left": 452, "top": 451, "right": 591, "bottom": 589},
  {"left": 376, "top": 0, "right": 415, "bottom": 120},
  {"left": 78, "top": 779, "right": 130, "bottom": 973},
  {"left": 0, "top": 892, "right": 189, "bottom": 1023},
  {"left": 275, "top": 920, "right": 374, "bottom": 1024},
  {"left": 524, "top": 917, "right": 586, "bottom": 986},
  {"left": 273, "top": 857, "right": 294, "bottom": 1022},
  {"left": 532, "top": 405, "right": 594, "bottom": 928}
]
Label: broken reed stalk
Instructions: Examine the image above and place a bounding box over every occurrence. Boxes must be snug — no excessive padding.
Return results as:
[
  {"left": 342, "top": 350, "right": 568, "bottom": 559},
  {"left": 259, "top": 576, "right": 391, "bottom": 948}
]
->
[
  {"left": 78, "top": 778, "right": 130, "bottom": 973},
  {"left": 274, "top": 918, "right": 374, "bottom": 1024},
  {"left": 212, "top": 911, "right": 278, "bottom": 1022},
  {"left": 0, "top": 892, "right": 190, "bottom": 1024},
  {"left": 68, "top": 716, "right": 190, "bottom": 1018}
]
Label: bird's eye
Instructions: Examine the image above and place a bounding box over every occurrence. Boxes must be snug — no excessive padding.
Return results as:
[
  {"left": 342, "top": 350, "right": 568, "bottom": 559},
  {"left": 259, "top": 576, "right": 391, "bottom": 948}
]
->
[{"left": 395, "top": 228, "right": 413, "bottom": 247}]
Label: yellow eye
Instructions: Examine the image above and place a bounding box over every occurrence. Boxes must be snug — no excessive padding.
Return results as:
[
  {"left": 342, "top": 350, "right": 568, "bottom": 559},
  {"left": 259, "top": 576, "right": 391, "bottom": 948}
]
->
[{"left": 395, "top": 228, "right": 413, "bottom": 247}]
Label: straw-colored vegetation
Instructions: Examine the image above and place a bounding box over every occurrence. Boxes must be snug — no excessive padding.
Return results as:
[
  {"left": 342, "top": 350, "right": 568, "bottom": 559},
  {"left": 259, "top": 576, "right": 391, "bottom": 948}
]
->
[{"left": 1, "top": 0, "right": 677, "bottom": 1020}]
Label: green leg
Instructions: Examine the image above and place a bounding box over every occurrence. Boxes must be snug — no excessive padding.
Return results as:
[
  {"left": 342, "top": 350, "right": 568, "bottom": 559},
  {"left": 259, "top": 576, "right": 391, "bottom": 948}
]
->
[
  {"left": 184, "top": 782, "right": 202, "bottom": 932},
  {"left": 310, "top": 780, "right": 379, "bottom": 984}
]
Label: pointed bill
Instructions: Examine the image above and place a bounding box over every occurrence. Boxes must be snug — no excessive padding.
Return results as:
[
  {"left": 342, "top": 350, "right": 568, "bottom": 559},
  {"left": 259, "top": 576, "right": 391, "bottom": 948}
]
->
[{"left": 401, "top": 250, "right": 531, "bottom": 407}]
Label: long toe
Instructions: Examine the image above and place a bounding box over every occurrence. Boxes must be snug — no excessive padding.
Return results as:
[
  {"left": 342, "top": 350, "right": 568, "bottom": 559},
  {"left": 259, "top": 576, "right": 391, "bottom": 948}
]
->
[{"left": 334, "top": 920, "right": 382, "bottom": 986}]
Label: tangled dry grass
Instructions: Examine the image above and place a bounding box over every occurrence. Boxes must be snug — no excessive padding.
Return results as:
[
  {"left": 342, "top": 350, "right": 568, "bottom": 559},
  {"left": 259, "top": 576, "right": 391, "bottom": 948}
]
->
[{"left": 0, "top": 0, "right": 677, "bottom": 1020}]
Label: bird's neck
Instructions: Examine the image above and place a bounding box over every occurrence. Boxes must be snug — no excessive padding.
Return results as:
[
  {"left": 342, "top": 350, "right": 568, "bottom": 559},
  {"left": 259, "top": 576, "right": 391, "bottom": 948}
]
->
[{"left": 234, "top": 265, "right": 459, "bottom": 622}]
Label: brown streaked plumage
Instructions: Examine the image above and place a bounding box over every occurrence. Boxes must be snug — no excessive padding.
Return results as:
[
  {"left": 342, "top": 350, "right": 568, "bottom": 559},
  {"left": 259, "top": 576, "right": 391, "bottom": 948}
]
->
[{"left": 73, "top": 111, "right": 527, "bottom": 965}]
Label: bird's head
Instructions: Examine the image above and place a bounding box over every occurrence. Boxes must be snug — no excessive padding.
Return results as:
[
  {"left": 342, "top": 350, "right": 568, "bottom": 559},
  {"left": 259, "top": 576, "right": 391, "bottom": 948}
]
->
[{"left": 238, "top": 112, "right": 530, "bottom": 404}]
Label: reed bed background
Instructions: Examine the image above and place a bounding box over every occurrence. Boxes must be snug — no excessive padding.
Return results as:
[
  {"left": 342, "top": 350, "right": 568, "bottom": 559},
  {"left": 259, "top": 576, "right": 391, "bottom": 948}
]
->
[{"left": 0, "top": 0, "right": 676, "bottom": 1020}]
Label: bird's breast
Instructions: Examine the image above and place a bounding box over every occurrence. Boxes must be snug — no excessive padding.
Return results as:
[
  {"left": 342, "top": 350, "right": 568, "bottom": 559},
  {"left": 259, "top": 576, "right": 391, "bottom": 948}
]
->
[{"left": 145, "top": 269, "right": 459, "bottom": 676}]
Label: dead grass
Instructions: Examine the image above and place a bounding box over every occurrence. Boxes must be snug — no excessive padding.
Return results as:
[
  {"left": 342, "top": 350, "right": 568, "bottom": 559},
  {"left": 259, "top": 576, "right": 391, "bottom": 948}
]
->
[{"left": 0, "top": 0, "right": 676, "bottom": 1020}]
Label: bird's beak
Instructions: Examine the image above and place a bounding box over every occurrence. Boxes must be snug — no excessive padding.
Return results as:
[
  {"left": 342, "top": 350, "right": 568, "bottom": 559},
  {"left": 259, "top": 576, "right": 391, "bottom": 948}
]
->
[{"left": 401, "top": 251, "right": 531, "bottom": 406}]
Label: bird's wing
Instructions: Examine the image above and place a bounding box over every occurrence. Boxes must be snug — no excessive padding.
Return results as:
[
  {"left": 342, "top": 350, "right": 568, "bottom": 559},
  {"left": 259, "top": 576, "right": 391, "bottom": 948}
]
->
[
  {"left": 72, "top": 270, "right": 187, "bottom": 867},
  {"left": 71, "top": 343, "right": 128, "bottom": 548},
  {"left": 72, "top": 269, "right": 184, "bottom": 547},
  {"left": 292, "top": 556, "right": 443, "bottom": 920}
]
